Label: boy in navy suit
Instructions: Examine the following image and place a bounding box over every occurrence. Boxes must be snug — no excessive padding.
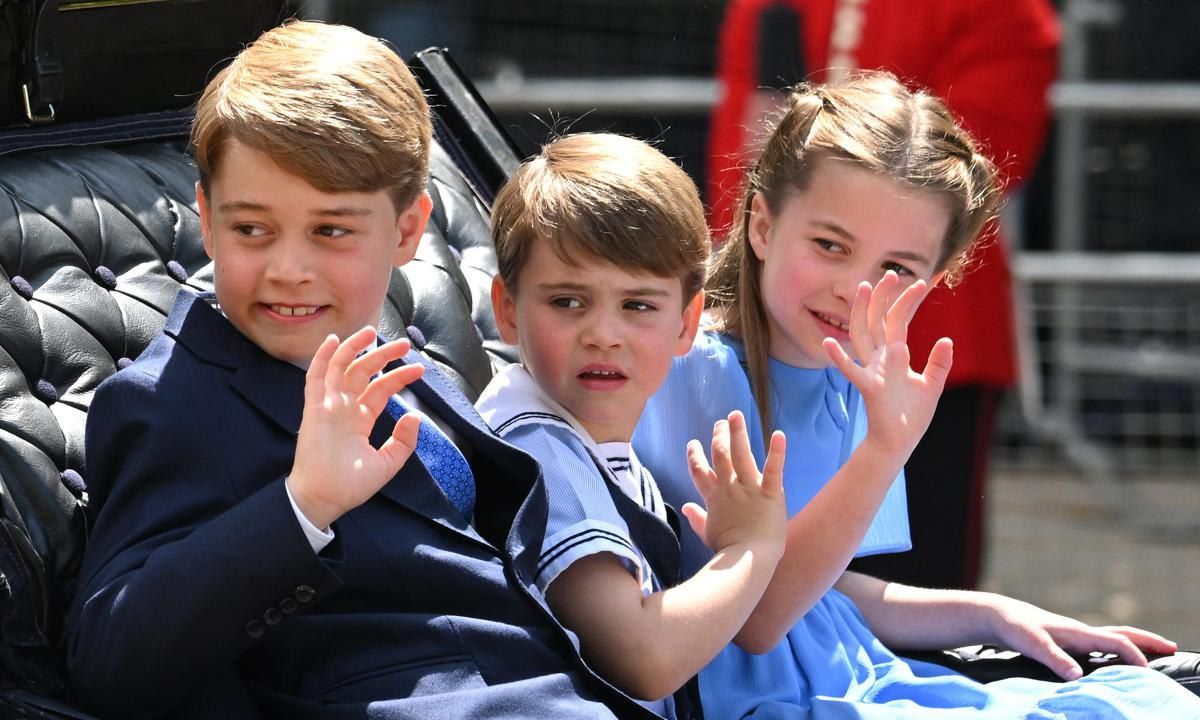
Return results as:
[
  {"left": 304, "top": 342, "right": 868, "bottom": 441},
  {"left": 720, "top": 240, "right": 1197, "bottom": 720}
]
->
[{"left": 65, "top": 21, "right": 658, "bottom": 720}]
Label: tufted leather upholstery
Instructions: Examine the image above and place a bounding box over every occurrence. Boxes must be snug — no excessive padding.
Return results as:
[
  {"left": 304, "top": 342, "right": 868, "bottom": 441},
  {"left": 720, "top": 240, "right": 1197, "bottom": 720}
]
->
[
  {"left": 0, "top": 140, "right": 206, "bottom": 695},
  {"left": 0, "top": 79, "right": 518, "bottom": 703}
]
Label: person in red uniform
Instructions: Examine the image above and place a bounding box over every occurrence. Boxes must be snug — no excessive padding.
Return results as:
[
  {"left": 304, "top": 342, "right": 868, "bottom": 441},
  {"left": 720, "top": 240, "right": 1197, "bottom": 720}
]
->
[{"left": 707, "top": 0, "right": 1060, "bottom": 589}]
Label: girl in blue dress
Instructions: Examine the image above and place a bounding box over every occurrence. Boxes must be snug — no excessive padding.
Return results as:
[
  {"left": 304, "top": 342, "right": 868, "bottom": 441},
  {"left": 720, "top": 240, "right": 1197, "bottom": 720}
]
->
[{"left": 634, "top": 71, "right": 1200, "bottom": 718}]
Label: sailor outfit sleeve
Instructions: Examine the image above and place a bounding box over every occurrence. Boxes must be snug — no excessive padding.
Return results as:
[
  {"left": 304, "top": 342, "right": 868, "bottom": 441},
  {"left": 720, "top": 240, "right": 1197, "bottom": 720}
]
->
[{"left": 503, "top": 423, "right": 645, "bottom": 593}]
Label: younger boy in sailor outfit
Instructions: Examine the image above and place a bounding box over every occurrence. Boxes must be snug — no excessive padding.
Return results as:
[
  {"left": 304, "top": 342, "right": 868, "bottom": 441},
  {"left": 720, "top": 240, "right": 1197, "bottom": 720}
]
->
[{"left": 476, "top": 132, "right": 790, "bottom": 719}]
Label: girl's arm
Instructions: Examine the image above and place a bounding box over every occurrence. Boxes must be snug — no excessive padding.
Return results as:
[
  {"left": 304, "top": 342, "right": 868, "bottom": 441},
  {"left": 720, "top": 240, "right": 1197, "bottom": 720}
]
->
[
  {"left": 734, "top": 435, "right": 909, "bottom": 652},
  {"left": 736, "top": 272, "right": 953, "bottom": 651},
  {"left": 835, "top": 571, "right": 1178, "bottom": 680},
  {"left": 546, "top": 414, "right": 787, "bottom": 701}
]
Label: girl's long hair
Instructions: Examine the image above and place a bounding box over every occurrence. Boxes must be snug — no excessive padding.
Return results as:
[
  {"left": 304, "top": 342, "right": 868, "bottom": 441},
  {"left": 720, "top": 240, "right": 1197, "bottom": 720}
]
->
[{"left": 706, "top": 71, "right": 1001, "bottom": 438}]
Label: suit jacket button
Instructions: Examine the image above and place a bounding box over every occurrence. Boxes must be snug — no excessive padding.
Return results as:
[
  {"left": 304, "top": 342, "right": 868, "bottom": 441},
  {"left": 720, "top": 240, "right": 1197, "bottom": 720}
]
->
[
  {"left": 245, "top": 620, "right": 266, "bottom": 639},
  {"left": 263, "top": 607, "right": 283, "bottom": 626},
  {"left": 279, "top": 597, "right": 299, "bottom": 614},
  {"left": 294, "top": 584, "right": 316, "bottom": 604}
]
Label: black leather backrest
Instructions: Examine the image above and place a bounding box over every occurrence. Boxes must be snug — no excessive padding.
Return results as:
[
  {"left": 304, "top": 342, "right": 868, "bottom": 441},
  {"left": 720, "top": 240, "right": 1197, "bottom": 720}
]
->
[{"left": 0, "top": 126, "right": 515, "bottom": 694}]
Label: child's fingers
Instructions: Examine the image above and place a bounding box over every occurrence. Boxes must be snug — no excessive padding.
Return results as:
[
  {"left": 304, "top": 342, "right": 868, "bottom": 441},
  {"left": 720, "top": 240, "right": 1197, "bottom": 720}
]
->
[
  {"left": 1105, "top": 626, "right": 1177, "bottom": 656},
  {"left": 325, "top": 326, "right": 378, "bottom": 395},
  {"left": 686, "top": 438, "right": 717, "bottom": 498},
  {"left": 1078, "top": 630, "right": 1148, "bottom": 668},
  {"left": 346, "top": 338, "right": 412, "bottom": 390},
  {"left": 881, "top": 340, "right": 912, "bottom": 377},
  {"left": 304, "top": 334, "right": 340, "bottom": 406},
  {"left": 359, "top": 363, "right": 426, "bottom": 417},
  {"left": 709, "top": 418, "right": 735, "bottom": 485},
  {"left": 848, "top": 281, "right": 874, "bottom": 362},
  {"left": 1027, "top": 632, "right": 1085, "bottom": 681},
  {"left": 680, "top": 502, "right": 709, "bottom": 541},
  {"left": 824, "top": 337, "right": 865, "bottom": 387},
  {"left": 866, "top": 271, "right": 899, "bottom": 349},
  {"left": 726, "top": 411, "right": 759, "bottom": 489},
  {"left": 918, "top": 337, "right": 954, "bottom": 393},
  {"left": 884, "top": 279, "right": 930, "bottom": 346},
  {"left": 761, "top": 430, "right": 787, "bottom": 496},
  {"left": 378, "top": 412, "right": 422, "bottom": 472}
]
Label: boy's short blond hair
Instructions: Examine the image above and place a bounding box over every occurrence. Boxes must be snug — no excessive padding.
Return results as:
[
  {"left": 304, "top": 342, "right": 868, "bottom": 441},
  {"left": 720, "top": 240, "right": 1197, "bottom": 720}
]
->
[
  {"left": 192, "top": 20, "right": 431, "bottom": 210},
  {"left": 491, "top": 133, "right": 710, "bottom": 299}
]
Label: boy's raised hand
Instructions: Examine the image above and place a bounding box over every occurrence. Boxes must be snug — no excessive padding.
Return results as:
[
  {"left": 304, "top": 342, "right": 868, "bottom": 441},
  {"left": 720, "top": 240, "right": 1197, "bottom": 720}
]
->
[
  {"left": 288, "top": 327, "right": 425, "bottom": 530},
  {"left": 682, "top": 411, "right": 787, "bottom": 556},
  {"left": 823, "top": 270, "right": 953, "bottom": 458}
]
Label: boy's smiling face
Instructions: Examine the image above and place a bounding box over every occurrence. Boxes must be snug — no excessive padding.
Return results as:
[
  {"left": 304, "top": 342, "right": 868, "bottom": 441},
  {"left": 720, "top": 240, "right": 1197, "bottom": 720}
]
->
[
  {"left": 197, "top": 140, "right": 430, "bottom": 366},
  {"left": 493, "top": 240, "right": 702, "bottom": 443}
]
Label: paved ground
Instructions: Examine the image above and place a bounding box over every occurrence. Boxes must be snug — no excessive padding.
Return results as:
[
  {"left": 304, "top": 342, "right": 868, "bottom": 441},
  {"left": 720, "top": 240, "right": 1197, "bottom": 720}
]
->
[{"left": 981, "top": 468, "right": 1200, "bottom": 649}]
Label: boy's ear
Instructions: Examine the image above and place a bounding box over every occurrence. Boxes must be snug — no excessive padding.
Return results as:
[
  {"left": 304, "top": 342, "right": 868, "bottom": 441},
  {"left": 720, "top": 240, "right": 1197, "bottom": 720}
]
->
[
  {"left": 196, "top": 182, "right": 215, "bottom": 260},
  {"left": 929, "top": 269, "right": 948, "bottom": 289},
  {"left": 392, "top": 191, "right": 433, "bottom": 267},
  {"left": 674, "top": 289, "right": 704, "bottom": 356},
  {"left": 491, "top": 275, "right": 520, "bottom": 346},
  {"left": 747, "top": 193, "right": 773, "bottom": 262}
]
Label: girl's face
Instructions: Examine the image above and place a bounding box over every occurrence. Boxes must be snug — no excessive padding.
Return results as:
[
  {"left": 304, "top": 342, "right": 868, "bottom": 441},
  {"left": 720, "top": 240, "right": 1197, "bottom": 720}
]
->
[{"left": 748, "top": 157, "right": 952, "bottom": 368}]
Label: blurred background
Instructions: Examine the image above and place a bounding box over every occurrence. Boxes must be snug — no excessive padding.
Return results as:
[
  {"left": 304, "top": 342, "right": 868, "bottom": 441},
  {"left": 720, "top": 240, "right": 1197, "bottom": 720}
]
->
[{"left": 296, "top": 0, "right": 1198, "bottom": 647}]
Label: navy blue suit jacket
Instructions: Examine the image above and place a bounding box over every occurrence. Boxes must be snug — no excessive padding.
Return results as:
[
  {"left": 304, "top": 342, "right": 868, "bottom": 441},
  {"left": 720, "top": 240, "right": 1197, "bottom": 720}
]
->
[{"left": 66, "top": 290, "right": 656, "bottom": 720}]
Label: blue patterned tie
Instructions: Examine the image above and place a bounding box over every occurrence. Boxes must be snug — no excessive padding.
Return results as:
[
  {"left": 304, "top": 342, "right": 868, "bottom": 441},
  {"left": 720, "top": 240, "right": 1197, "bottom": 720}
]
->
[{"left": 384, "top": 395, "right": 476, "bottom": 519}]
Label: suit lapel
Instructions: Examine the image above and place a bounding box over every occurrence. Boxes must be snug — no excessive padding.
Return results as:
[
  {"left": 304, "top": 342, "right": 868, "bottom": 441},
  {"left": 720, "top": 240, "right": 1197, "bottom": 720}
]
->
[
  {"left": 164, "top": 291, "right": 308, "bottom": 437},
  {"left": 372, "top": 350, "right": 499, "bottom": 548},
  {"left": 402, "top": 349, "right": 491, "bottom": 435},
  {"left": 228, "top": 351, "right": 307, "bottom": 437},
  {"left": 395, "top": 350, "right": 547, "bottom": 570}
]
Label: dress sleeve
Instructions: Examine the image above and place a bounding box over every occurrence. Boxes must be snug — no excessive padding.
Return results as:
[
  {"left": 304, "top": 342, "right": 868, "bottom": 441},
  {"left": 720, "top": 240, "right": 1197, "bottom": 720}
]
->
[
  {"left": 502, "top": 423, "right": 643, "bottom": 593},
  {"left": 634, "top": 332, "right": 764, "bottom": 576},
  {"left": 843, "top": 383, "right": 912, "bottom": 556},
  {"left": 635, "top": 332, "right": 764, "bottom": 509}
]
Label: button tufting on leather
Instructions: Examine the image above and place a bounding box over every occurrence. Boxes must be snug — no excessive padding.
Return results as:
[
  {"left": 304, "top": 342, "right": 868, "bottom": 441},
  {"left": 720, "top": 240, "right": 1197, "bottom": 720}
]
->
[
  {"left": 10, "top": 275, "right": 33, "bottom": 300},
  {"left": 245, "top": 620, "right": 266, "bottom": 639},
  {"left": 279, "top": 597, "right": 298, "bottom": 614},
  {"left": 59, "top": 470, "right": 86, "bottom": 497},
  {"left": 34, "top": 379, "right": 59, "bottom": 404},
  {"left": 94, "top": 266, "right": 118, "bottom": 290},
  {"left": 166, "top": 260, "right": 189, "bottom": 284},
  {"left": 117, "top": 358, "right": 133, "bottom": 370},
  {"left": 263, "top": 607, "right": 282, "bottom": 626},
  {"left": 406, "top": 325, "right": 427, "bottom": 350}
]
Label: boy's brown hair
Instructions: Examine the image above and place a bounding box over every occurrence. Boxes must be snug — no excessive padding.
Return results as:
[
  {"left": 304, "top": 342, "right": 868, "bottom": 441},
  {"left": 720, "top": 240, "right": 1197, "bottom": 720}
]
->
[
  {"left": 491, "top": 132, "right": 710, "bottom": 299},
  {"left": 192, "top": 20, "right": 431, "bottom": 210}
]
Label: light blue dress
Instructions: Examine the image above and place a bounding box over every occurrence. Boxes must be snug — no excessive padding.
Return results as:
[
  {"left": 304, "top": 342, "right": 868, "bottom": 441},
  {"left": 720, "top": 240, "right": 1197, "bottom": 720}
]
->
[{"left": 633, "top": 331, "right": 1200, "bottom": 719}]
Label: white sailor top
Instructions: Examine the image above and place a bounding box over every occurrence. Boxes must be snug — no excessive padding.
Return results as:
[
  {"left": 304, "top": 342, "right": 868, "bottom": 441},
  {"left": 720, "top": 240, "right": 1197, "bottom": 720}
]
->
[
  {"left": 477, "top": 364, "right": 685, "bottom": 720},
  {"left": 476, "top": 363, "right": 674, "bottom": 597}
]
